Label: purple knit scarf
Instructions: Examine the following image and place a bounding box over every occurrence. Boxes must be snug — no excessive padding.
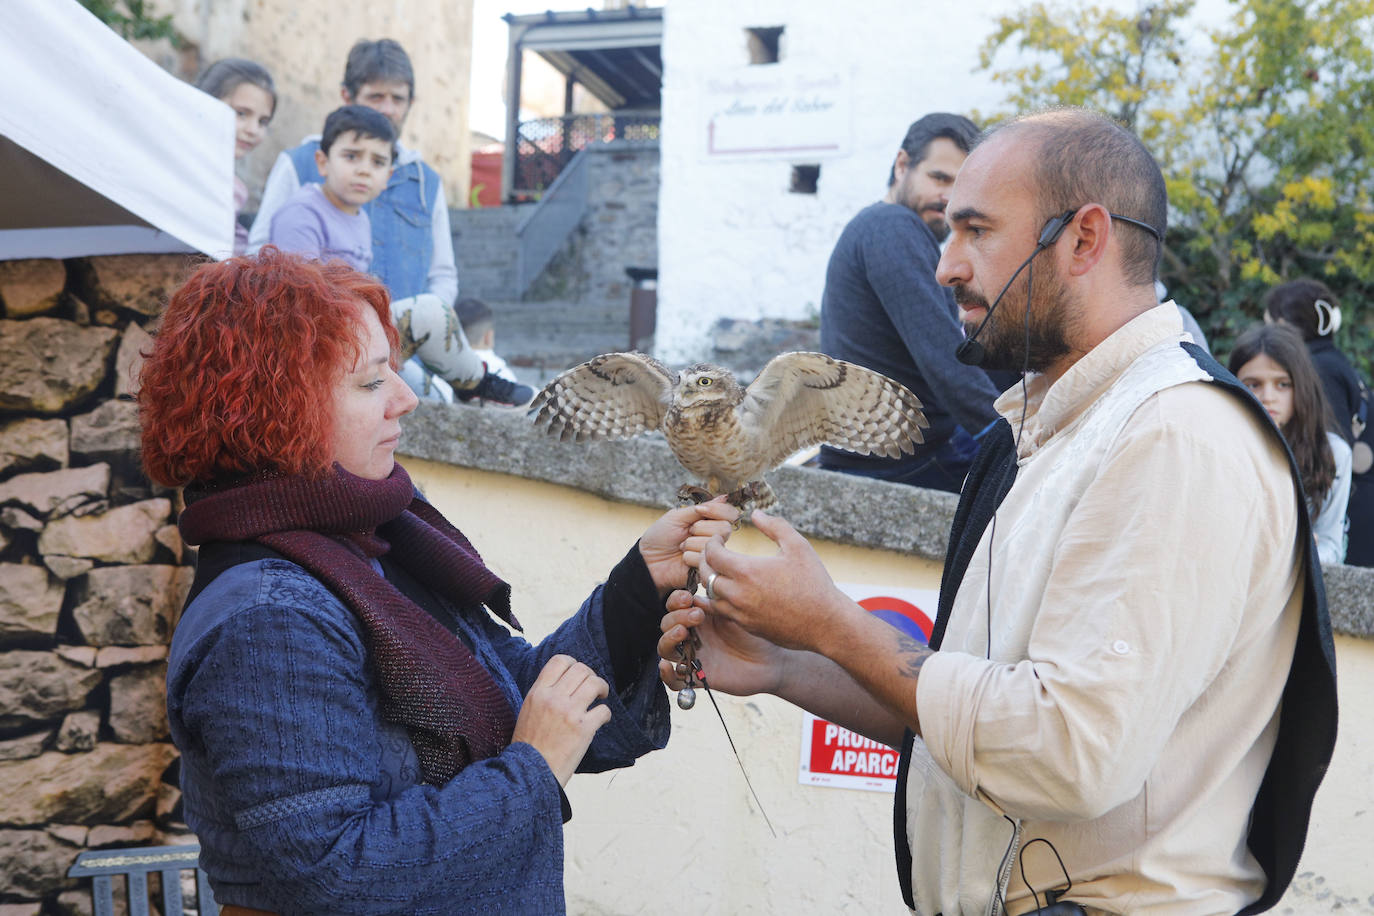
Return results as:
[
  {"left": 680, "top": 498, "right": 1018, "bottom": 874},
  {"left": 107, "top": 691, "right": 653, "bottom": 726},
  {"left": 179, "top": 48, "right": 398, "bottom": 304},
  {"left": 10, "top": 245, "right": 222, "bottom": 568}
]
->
[{"left": 178, "top": 463, "right": 518, "bottom": 786}]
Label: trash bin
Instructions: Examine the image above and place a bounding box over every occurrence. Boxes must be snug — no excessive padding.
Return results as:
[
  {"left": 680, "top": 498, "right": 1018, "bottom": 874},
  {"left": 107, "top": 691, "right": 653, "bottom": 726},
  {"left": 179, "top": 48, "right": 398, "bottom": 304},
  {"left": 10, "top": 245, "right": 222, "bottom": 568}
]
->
[{"left": 626, "top": 267, "right": 658, "bottom": 352}]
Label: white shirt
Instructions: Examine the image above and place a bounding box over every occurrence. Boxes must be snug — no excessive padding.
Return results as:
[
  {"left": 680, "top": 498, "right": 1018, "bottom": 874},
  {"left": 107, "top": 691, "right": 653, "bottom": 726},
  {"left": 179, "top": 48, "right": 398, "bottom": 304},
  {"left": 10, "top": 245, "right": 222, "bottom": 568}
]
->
[{"left": 1314, "top": 430, "right": 1352, "bottom": 564}]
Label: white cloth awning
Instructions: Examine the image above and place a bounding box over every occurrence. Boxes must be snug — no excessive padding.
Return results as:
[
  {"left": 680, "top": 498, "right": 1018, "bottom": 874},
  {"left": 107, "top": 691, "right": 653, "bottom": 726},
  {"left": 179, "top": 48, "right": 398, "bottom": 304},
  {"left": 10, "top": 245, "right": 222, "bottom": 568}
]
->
[{"left": 0, "top": 0, "right": 235, "bottom": 260}]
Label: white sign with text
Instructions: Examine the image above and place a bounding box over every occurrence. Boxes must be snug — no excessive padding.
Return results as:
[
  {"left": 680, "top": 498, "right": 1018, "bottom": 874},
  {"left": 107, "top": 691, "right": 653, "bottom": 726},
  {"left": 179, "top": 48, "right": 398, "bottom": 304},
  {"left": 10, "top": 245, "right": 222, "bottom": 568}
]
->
[{"left": 703, "top": 64, "right": 852, "bottom": 159}]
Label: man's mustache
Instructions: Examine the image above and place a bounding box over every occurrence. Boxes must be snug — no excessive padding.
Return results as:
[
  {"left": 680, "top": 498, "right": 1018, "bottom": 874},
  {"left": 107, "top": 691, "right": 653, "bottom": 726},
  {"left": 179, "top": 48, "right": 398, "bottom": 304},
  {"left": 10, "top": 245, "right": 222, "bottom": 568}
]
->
[{"left": 953, "top": 285, "right": 989, "bottom": 310}]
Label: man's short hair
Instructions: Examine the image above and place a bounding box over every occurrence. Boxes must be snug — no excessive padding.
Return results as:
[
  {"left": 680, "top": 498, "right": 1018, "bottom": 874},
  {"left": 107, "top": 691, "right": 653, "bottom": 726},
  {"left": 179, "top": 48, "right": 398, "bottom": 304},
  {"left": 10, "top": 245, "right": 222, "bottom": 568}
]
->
[
  {"left": 343, "top": 38, "right": 415, "bottom": 99},
  {"left": 320, "top": 105, "right": 396, "bottom": 160},
  {"left": 455, "top": 297, "right": 495, "bottom": 339},
  {"left": 887, "top": 113, "right": 980, "bottom": 186},
  {"left": 987, "top": 109, "right": 1167, "bottom": 287}
]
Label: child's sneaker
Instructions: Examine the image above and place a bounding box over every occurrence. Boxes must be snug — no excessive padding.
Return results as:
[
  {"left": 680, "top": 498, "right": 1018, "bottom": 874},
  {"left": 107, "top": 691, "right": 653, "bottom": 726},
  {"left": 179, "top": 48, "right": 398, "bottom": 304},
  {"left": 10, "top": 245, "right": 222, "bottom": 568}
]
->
[{"left": 455, "top": 372, "right": 536, "bottom": 408}]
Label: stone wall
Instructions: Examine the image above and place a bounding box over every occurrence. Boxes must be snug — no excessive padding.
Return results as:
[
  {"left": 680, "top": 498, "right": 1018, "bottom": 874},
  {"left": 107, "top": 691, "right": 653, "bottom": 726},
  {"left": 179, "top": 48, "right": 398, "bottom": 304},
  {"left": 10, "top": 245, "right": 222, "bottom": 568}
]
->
[
  {"left": 0, "top": 255, "right": 197, "bottom": 913},
  {"left": 451, "top": 206, "right": 522, "bottom": 301},
  {"left": 526, "top": 142, "right": 660, "bottom": 312},
  {"left": 450, "top": 142, "right": 661, "bottom": 374},
  {"left": 136, "top": 0, "right": 476, "bottom": 213}
]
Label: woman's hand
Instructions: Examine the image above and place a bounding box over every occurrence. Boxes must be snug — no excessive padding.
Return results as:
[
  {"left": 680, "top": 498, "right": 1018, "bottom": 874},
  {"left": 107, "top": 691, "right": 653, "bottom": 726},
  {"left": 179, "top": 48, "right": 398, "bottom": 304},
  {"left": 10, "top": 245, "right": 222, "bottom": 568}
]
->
[
  {"left": 512, "top": 655, "right": 612, "bottom": 787},
  {"left": 657, "top": 589, "right": 788, "bottom": 697},
  {"left": 638, "top": 498, "right": 741, "bottom": 597}
]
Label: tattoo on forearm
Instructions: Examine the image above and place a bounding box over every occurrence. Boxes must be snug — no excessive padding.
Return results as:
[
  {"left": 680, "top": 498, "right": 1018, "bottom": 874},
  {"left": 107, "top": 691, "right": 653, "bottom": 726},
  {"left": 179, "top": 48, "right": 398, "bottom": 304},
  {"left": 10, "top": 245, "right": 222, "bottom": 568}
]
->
[{"left": 896, "top": 634, "right": 932, "bottom": 681}]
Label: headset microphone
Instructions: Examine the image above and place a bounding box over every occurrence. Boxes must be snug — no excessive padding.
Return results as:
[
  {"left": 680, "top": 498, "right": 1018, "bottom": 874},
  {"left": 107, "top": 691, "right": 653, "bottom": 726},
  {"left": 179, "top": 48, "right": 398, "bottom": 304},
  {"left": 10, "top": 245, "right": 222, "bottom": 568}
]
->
[
  {"left": 955, "top": 209, "right": 1078, "bottom": 367},
  {"left": 954, "top": 328, "right": 990, "bottom": 367}
]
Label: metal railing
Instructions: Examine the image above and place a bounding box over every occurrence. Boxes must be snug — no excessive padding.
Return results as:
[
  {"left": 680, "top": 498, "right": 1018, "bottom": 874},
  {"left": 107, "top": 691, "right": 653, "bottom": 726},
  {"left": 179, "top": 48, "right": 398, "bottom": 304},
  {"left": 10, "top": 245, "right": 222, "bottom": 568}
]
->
[
  {"left": 513, "top": 111, "right": 659, "bottom": 197},
  {"left": 515, "top": 144, "right": 592, "bottom": 297}
]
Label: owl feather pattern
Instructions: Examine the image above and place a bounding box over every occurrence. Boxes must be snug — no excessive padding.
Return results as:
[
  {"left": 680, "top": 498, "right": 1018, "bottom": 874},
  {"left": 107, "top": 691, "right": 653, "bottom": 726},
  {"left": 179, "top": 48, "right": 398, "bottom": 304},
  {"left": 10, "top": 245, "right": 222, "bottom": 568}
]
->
[{"left": 529, "top": 351, "right": 928, "bottom": 509}]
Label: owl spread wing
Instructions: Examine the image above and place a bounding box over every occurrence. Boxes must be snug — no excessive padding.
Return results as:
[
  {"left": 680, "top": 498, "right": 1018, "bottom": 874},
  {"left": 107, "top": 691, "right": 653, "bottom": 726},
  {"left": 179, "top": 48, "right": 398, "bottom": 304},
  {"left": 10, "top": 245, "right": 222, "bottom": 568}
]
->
[
  {"left": 739, "top": 352, "right": 929, "bottom": 470},
  {"left": 529, "top": 351, "right": 677, "bottom": 442}
]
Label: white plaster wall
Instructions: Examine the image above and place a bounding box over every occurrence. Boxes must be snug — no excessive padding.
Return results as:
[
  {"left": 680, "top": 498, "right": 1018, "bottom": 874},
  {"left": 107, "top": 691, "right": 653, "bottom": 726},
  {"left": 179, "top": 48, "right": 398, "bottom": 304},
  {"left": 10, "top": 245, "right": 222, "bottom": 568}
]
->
[
  {"left": 1281, "top": 633, "right": 1374, "bottom": 914},
  {"left": 656, "top": 0, "right": 1011, "bottom": 364},
  {"left": 655, "top": 0, "right": 1235, "bottom": 365}
]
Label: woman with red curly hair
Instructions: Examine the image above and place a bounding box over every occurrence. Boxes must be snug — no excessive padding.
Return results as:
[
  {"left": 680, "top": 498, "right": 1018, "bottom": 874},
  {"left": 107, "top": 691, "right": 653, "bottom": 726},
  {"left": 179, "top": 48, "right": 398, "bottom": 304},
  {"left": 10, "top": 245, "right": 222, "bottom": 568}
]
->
[{"left": 143, "top": 249, "right": 738, "bottom": 915}]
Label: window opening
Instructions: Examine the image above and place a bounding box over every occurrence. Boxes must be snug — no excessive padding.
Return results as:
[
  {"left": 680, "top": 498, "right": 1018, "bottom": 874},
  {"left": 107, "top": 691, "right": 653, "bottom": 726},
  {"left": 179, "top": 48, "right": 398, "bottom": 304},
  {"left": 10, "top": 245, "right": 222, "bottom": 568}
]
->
[
  {"left": 746, "top": 26, "right": 784, "bottom": 64},
  {"left": 790, "top": 164, "right": 820, "bottom": 194}
]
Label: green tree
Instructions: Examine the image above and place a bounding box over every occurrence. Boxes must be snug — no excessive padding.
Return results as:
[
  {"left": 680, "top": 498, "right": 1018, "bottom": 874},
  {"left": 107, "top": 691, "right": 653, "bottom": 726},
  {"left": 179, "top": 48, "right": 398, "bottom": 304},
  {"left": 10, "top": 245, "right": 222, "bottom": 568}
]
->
[
  {"left": 977, "top": 0, "right": 1374, "bottom": 370},
  {"left": 78, "top": 0, "right": 178, "bottom": 44}
]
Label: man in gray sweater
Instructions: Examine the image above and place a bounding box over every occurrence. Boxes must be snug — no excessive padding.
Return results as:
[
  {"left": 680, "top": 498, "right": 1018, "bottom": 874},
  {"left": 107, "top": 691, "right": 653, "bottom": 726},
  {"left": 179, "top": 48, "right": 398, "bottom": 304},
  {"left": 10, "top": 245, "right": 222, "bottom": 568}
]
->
[{"left": 819, "top": 113, "right": 1003, "bottom": 493}]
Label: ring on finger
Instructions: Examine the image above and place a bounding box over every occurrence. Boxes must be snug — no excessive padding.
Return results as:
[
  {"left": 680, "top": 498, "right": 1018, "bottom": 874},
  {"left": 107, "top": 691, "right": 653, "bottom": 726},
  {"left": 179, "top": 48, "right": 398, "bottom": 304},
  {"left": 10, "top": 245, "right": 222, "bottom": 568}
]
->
[{"left": 705, "top": 571, "right": 719, "bottom": 602}]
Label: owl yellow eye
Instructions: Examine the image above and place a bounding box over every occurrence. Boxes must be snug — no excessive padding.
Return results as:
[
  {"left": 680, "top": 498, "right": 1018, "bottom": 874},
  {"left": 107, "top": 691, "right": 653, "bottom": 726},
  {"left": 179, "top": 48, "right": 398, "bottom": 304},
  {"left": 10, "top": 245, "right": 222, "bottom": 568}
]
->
[{"left": 697, "top": 377, "right": 713, "bottom": 387}]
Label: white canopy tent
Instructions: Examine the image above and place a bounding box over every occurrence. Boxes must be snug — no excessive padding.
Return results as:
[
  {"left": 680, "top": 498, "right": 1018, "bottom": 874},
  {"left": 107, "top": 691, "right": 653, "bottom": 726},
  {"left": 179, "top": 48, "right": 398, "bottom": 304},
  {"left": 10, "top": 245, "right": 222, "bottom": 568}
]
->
[{"left": 0, "top": 0, "right": 234, "bottom": 260}]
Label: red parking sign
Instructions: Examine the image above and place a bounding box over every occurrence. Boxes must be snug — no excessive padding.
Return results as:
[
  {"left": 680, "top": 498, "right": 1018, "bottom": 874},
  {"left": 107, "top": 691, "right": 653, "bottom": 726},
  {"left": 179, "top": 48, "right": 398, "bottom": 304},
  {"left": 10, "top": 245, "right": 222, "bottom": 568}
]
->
[{"left": 798, "top": 585, "right": 938, "bottom": 792}]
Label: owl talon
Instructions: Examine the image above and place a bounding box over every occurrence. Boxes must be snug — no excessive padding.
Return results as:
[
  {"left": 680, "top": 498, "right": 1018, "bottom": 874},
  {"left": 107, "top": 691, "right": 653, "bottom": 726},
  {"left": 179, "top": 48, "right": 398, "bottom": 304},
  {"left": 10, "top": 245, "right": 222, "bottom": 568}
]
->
[
  {"left": 721, "top": 481, "right": 773, "bottom": 523},
  {"left": 677, "top": 484, "right": 714, "bottom": 506}
]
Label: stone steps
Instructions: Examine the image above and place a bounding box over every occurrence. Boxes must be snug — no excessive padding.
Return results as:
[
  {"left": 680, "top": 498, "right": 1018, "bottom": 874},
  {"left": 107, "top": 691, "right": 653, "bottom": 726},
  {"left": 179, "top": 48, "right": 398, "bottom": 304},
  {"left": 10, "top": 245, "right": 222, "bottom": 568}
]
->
[
  {"left": 447, "top": 145, "right": 660, "bottom": 379},
  {"left": 487, "top": 297, "right": 631, "bottom": 377},
  {"left": 451, "top": 206, "right": 523, "bottom": 301}
]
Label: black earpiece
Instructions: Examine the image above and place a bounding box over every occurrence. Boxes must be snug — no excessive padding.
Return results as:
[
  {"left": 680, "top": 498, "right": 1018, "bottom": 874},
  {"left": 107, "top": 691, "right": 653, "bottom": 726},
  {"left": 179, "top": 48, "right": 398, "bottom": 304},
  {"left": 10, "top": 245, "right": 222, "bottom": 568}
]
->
[
  {"left": 1036, "top": 209, "right": 1080, "bottom": 248},
  {"left": 1109, "top": 213, "right": 1162, "bottom": 241}
]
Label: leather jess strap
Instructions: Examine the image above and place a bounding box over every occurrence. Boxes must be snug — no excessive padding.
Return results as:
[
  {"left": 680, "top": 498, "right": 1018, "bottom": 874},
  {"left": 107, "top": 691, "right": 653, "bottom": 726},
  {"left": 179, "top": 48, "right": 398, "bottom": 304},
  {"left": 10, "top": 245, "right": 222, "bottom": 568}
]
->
[{"left": 219, "top": 906, "right": 279, "bottom": 916}]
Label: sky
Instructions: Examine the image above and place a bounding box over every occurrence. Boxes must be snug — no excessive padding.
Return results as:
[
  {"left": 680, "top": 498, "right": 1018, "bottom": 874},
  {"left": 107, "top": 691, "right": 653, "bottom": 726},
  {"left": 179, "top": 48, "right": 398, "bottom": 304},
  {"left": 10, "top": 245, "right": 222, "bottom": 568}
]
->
[{"left": 469, "top": 0, "right": 580, "bottom": 139}]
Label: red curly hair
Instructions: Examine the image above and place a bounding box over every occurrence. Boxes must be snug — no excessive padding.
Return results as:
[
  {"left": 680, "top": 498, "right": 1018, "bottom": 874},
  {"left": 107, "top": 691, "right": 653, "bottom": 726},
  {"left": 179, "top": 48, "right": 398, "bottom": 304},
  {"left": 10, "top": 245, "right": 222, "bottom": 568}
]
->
[{"left": 140, "top": 248, "right": 400, "bottom": 486}]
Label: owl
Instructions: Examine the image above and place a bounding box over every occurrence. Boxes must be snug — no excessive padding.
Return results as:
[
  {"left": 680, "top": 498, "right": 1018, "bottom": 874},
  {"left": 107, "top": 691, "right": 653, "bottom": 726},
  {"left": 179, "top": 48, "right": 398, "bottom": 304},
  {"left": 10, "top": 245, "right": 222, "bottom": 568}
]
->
[{"left": 529, "top": 351, "right": 928, "bottom": 509}]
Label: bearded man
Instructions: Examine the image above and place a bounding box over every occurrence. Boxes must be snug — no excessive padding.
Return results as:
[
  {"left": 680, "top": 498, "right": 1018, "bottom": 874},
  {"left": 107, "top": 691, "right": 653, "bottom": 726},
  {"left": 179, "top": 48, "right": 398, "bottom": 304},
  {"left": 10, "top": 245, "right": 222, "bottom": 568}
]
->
[
  {"left": 818, "top": 113, "right": 1005, "bottom": 493},
  {"left": 658, "top": 109, "right": 1336, "bottom": 915}
]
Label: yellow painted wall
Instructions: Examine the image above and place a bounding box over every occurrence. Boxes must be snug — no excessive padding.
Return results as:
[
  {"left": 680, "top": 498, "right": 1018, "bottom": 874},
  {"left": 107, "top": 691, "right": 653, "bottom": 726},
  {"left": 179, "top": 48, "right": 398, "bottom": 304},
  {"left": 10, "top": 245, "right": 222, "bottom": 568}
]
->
[
  {"left": 1285, "top": 634, "right": 1374, "bottom": 911},
  {"left": 405, "top": 457, "right": 1374, "bottom": 914}
]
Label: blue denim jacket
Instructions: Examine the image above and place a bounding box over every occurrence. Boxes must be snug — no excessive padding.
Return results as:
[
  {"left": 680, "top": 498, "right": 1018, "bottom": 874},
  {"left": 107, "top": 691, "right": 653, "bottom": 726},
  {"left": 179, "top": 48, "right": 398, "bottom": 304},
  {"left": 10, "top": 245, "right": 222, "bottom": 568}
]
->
[
  {"left": 287, "top": 141, "right": 438, "bottom": 301},
  {"left": 167, "top": 546, "right": 670, "bottom": 914}
]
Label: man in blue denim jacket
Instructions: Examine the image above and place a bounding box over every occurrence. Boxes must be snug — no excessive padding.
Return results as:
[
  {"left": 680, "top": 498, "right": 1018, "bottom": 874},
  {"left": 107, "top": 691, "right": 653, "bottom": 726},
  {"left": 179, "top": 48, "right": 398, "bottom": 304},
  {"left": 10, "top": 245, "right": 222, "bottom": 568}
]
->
[{"left": 250, "top": 39, "right": 532, "bottom": 407}]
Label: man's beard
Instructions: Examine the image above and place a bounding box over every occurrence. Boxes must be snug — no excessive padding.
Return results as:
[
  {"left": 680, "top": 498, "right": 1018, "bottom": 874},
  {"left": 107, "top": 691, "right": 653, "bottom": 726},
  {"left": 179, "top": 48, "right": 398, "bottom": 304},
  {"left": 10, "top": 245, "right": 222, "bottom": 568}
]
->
[
  {"left": 924, "top": 211, "right": 950, "bottom": 242},
  {"left": 895, "top": 181, "right": 949, "bottom": 241},
  {"left": 955, "top": 259, "right": 1075, "bottom": 373}
]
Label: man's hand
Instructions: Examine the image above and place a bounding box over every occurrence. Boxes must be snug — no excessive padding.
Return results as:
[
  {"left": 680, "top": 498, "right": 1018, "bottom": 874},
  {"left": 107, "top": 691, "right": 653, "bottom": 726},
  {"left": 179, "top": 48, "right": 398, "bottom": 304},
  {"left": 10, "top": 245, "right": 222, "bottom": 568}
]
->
[
  {"left": 638, "top": 498, "right": 740, "bottom": 598},
  {"left": 512, "top": 655, "right": 612, "bottom": 787},
  {"left": 692, "top": 510, "right": 929, "bottom": 738},
  {"left": 696, "top": 509, "right": 857, "bottom": 654},
  {"left": 657, "top": 589, "right": 789, "bottom": 697}
]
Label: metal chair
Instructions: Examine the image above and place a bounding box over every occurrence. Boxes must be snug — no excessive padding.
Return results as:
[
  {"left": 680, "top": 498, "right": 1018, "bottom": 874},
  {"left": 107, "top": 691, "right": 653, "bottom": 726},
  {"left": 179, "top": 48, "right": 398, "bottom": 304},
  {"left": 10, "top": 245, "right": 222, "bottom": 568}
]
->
[{"left": 67, "top": 844, "right": 216, "bottom": 916}]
